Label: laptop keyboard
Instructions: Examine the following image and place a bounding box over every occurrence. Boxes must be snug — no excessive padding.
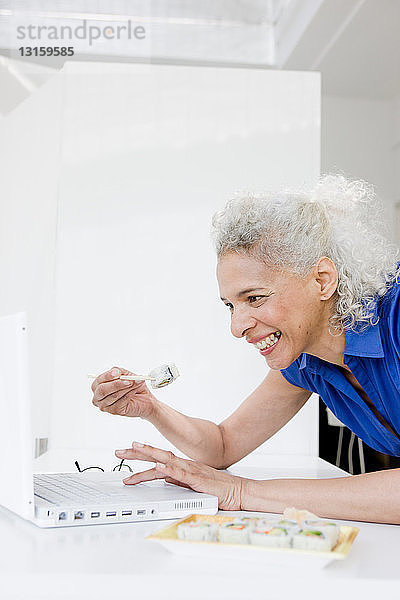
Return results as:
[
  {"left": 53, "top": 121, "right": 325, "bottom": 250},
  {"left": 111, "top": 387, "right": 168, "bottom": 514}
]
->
[{"left": 34, "top": 473, "right": 142, "bottom": 505}]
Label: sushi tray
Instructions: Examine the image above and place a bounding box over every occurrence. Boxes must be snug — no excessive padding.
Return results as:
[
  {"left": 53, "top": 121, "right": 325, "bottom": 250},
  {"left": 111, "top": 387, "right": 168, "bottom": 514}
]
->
[{"left": 146, "top": 513, "right": 359, "bottom": 569}]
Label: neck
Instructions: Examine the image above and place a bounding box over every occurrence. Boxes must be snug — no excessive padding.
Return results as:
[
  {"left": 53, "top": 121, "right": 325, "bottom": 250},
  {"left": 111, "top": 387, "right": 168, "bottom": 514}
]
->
[
  {"left": 307, "top": 329, "right": 346, "bottom": 368},
  {"left": 305, "top": 305, "right": 347, "bottom": 368}
]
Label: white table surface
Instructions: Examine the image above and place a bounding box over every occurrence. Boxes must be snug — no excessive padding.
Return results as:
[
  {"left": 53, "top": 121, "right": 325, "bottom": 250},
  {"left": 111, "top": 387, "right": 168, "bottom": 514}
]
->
[{"left": 1, "top": 450, "right": 399, "bottom": 600}]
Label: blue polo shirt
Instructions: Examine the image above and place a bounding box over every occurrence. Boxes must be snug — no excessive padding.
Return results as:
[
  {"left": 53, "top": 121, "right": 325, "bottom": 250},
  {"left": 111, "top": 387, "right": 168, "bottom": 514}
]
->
[{"left": 281, "top": 280, "right": 400, "bottom": 456}]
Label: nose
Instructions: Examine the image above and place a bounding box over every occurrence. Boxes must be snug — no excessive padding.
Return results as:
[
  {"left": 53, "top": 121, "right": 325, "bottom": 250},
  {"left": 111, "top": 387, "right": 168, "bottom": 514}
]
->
[{"left": 230, "top": 307, "right": 256, "bottom": 339}]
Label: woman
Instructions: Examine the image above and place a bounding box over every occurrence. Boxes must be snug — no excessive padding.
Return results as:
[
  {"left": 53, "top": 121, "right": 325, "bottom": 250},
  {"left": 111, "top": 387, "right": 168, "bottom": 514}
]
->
[{"left": 91, "top": 175, "right": 400, "bottom": 524}]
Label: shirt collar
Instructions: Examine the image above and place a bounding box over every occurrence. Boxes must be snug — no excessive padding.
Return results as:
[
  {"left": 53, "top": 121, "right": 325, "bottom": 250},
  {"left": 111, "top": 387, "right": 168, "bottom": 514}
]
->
[
  {"left": 299, "top": 314, "right": 384, "bottom": 371},
  {"left": 344, "top": 318, "right": 384, "bottom": 359}
]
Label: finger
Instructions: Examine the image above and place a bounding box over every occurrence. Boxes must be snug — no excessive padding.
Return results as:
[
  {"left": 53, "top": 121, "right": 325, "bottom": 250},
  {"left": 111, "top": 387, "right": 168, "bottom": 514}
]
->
[
  {"left": 164, "top": 476, "right": 192, "bottom": 490},
  {"left": 102, "top": 396, "right": 135, "bottom": 415},
  {"left": 115, "top": 442, "right": 182, "bottom": 467},
  {"left": 155, "top": 462, "right": 197, "bottom": 490},
  {"left": 91, "top": 366, "right": 132, "bottom": 393},
  {"left": 92, "top": 377, "right": 135, "bottom": 407},
  {"left": 122, "top": 467, "right": 164, "bottom": 485},
  {"left": 93, "top": 385, "right": 135, "bottom": 410}
]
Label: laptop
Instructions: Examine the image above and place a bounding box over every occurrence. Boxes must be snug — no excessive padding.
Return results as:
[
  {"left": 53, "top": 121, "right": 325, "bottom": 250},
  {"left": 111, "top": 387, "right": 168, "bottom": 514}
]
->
[{"left": 0, "top": 312, "right": 218, "bottom": 528}]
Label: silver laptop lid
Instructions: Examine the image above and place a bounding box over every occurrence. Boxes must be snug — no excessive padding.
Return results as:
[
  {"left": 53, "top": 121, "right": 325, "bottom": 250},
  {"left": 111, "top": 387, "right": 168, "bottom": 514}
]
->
[{"left": 0, "top": 312, "right": 35, "bottom": 520}]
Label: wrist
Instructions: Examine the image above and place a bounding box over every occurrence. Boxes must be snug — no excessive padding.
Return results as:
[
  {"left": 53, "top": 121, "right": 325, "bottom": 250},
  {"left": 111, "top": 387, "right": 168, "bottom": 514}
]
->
[
  {"left": 238, "top": 476, "right": 253, "bottom": 511},
  {"left": 239, "top": 477, "right": 262, "bottom": 511},
  {"left": 145, "top": 394, "right": 161, "bottom": 423}
]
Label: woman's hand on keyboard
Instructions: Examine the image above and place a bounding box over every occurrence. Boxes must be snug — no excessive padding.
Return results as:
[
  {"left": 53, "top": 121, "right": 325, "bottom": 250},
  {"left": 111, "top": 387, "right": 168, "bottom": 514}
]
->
[
  {"left": 91, "top": 367, "right": 157, "bottom": 419},
  {"left": 115, "top": 442, "right": 245, "bottom": 511}
]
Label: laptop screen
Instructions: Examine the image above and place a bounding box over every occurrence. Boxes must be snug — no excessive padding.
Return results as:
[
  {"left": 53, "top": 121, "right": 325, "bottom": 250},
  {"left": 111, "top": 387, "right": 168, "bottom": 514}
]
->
[{"left": 0, "top": 312, "right": 35, "bottom": 520}]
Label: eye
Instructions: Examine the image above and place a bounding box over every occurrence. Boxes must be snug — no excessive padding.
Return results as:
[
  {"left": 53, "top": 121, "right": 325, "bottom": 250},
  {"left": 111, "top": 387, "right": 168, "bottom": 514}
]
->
[
  {"left": 248, "top": 295, "right": 264, "bottom": 304},
  {"left": 224, "top": 302, "right": 234, "bottom": 311}
]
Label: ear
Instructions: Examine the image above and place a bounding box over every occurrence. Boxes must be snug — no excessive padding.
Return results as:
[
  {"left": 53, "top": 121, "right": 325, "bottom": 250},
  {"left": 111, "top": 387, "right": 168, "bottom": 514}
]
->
[{"left": 314, "top": 257, "right": 338, "bottom": 301}]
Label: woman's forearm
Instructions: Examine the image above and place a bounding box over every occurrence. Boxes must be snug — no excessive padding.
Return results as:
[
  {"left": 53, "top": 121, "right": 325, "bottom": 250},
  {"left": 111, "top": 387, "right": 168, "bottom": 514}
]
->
[
  {"left": 147, "top": 398, "right": 226, "bottom": 468},
  {"left": 241, "top": 468, "right": 400, "bottom": 524}
]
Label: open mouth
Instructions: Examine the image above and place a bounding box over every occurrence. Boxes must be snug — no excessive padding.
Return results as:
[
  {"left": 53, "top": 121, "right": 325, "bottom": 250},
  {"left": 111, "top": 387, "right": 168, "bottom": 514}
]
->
[
  {"left": 254, "top": 331, "right": 281, "bottom": 351},
  {"left": 253, "top": 331, "right": 282, "bottom": 355}
]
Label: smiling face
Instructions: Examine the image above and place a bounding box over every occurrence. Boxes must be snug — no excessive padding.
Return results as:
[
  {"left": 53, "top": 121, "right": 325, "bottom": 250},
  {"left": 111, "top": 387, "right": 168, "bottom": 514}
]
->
[{"left": 217, "top": 251, "right": 336, "bottom": 370}]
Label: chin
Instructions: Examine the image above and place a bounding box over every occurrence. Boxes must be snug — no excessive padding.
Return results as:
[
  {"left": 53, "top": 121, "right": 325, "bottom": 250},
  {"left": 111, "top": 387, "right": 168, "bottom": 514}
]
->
[
  {"left": 264, "top": 350, "right": 298, "bottom": 371},
  {"left": 265, "top": 359, "right": 291, "bottom": 370}
]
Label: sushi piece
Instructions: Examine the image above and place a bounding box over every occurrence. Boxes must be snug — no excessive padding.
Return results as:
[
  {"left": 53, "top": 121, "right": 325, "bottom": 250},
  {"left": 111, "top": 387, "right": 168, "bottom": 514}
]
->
[
  {"left": 302, "top": 520, "right": 339, "bottom": 547},
  {"left": 117, "top": 363, "right": 180, "bottom": 389},
  {"left": 233, "top": 516, "right": 258, "bottom": 526},
  {"left": 218, "top": 521, "right": 251, "bottom": 545},
  {"left": 292, "top": 528, "right": 333, "bottom": 552},
  {"left": 177, "top": 521, "right": 218, "bottom": 542},
  {"left": 254, "top": 517, "right": 280, "bottom": 530},
  {"left": 149, "top": 363, "right": 180, "bottom": 389},
  {"left": 276, "top": 519, "right": 300, "bottom": 534},
  {"left": 249, "top": 525, "right": 292, "bottom": 548}
]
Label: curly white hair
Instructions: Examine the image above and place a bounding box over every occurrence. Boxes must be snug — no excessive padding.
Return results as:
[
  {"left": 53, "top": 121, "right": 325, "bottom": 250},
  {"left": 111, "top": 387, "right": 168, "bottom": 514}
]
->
[{"left": 211, "top": 175, "right": 400, "bottom": 332}]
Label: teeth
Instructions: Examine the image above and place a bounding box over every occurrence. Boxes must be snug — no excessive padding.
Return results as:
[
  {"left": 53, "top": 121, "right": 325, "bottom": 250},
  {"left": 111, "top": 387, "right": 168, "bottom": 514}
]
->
[{"left": 255, "top": 331, "right": 281, "bottom": 350}]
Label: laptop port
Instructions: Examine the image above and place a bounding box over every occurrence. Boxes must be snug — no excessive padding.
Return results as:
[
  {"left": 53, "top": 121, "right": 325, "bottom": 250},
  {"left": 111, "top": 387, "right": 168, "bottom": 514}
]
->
[
  {"left": 91, "top": 511, "right": 100, "bottom": 518},
  {"left": 137, "top": 509, "right": 146, "bottom": 515},
  {"left": 106, "top": 511, "right": 117, "bottom": 517},
  {"left": 58, "top": 512, "right": 68, "bottom": 521},
  {"left": 121, "top": 510, "right": 132, "bottom": 516},
  {"left": 74, "top": 511, "right": 85, "bottom": 520}
]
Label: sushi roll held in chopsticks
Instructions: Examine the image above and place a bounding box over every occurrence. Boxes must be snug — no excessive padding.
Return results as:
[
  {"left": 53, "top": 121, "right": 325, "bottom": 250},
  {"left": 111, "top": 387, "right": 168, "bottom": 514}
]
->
[
  {"left": 148, "top": 363, "right": 180, "bottom": 388},
  {"left": 88, "top": 363, "right": 180, "bottom": 389},
  {"left": 120, "top": 363, "right": 180, "bottom": 389}
]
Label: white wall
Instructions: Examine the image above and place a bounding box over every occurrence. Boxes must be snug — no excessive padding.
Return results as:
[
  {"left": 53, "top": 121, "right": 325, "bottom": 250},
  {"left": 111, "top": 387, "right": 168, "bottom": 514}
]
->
[
  {"left": 1, "top": 62, "right": 321, "bottom": 463},
  {"left": 393, "top": 95, "right": 400, "bottom": 246},
  {"left": 0, "top": 75, "right": 61, "bottom": 441},
  {"left": 50, "top": 62, "right": 320, "bottom": 458},
  {"left": 322, "top": 95, "right": 397, "bottom": 241}
]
